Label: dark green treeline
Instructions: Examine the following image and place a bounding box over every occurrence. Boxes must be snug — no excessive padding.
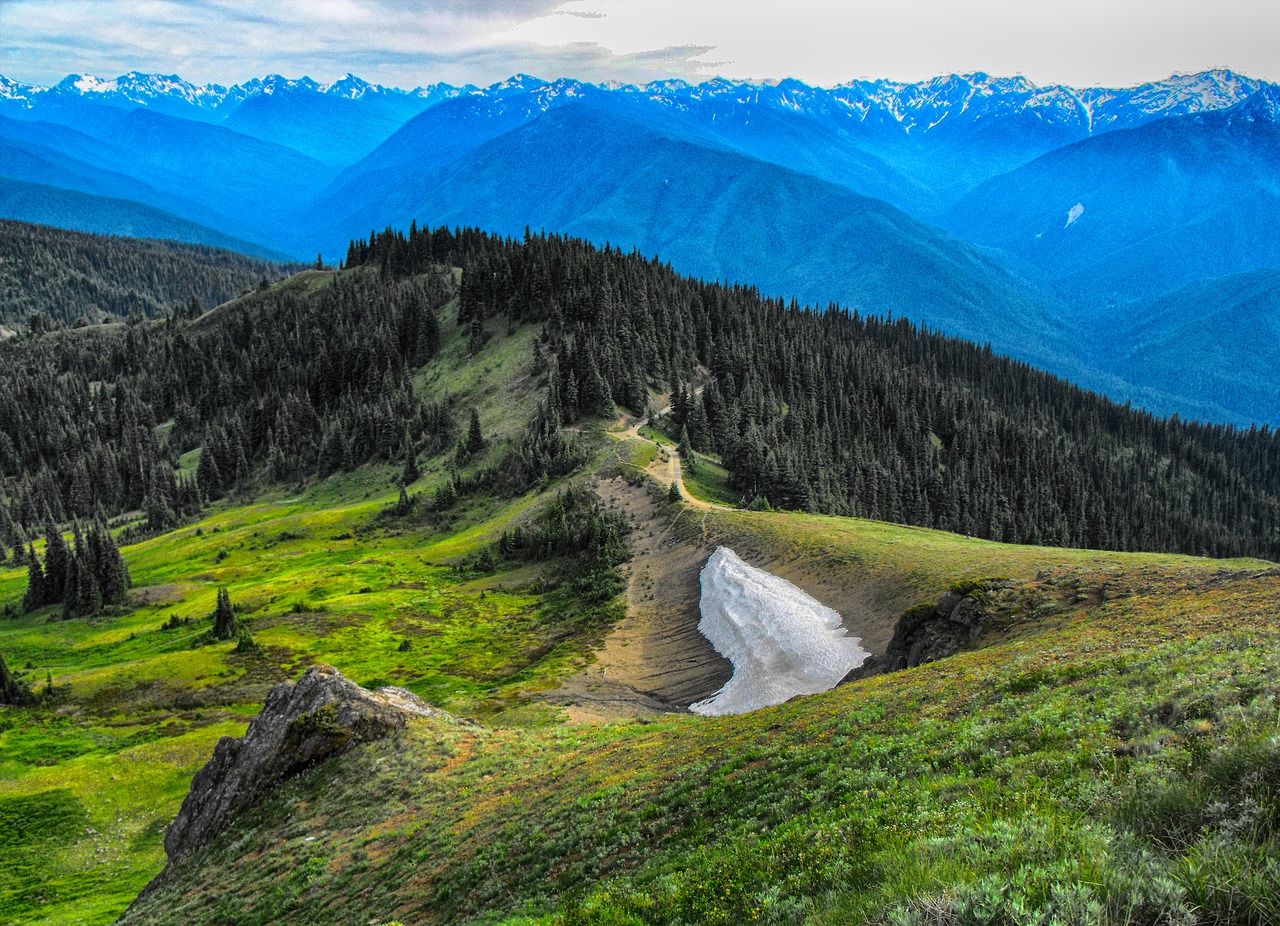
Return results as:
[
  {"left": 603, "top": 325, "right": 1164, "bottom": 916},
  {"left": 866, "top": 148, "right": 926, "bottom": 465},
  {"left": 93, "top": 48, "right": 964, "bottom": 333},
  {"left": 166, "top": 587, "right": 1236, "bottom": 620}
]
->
[
  {"left": 0, "top": 266, "right": 452, "bottom": 553},
  {"left": 0, "top": 220, "right": 298, "bottom": 327},
  {"left": 0, "top": 221, "right": 1275, "bottom": 564},
  {"left": 352, "top": 225, "right": 1280, "bottom": 560}
]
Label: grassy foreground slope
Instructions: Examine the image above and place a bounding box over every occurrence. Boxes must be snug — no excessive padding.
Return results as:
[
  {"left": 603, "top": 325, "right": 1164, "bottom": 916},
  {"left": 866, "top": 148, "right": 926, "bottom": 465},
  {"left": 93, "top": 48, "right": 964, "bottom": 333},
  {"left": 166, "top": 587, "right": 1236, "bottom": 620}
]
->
[
  {"left": 0, "top": 283, "right": 608, "bottom": 925},
  {"left": 5, "top": 402, "right": 1275, "bottom": 925},
  {"left": 121, "top": 553, "right": 1280, "bottom": 926}
]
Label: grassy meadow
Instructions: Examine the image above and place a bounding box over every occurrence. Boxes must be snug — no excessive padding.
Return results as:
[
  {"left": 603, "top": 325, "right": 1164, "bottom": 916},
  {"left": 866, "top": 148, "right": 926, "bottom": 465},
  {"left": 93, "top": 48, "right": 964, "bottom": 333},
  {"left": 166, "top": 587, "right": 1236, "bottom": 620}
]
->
[
  {"left": 2, "top": 276, "right": 1278, "bottom": 926},
  {"left": 120, "top": 555, "right": 1280, "bottom": 926}
]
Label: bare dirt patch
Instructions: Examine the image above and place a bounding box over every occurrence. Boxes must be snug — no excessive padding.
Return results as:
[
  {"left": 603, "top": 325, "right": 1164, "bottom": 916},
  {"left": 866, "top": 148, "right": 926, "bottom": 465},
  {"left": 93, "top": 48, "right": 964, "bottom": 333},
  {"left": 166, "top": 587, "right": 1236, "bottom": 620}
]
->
[{"left": 553, "top": 477, "right": 731, "bottom": 722}]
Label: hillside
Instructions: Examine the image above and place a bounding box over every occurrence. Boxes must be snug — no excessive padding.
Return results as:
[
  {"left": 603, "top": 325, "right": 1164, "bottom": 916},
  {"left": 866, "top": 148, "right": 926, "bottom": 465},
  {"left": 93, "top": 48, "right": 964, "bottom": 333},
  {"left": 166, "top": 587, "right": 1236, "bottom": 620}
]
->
[
  {"left": 0, "top": 179, "right": 284, "bottom": 261},
  {"left": 119, "top": 559, "right": 1280, "bottom": 926},
  {"left": 0, "top": 220, "right": 298, "bottom": 325},
  {"left": 0, "top": 229, "right": 1277, "bottom": 925},
  {"left": 307, "top": 103, "right": 1068, "bottom": 367},
  {"left": 942, "top": 91, "right": 1280, "bottom": 301},
  {"left": 2, "top": 225, "right": 1277, "bottom": 562},
  {"left": 1081, "top": 269, "right": 1280, "bottom": 425},
  {"left": 5, "top": 69, "right": 1280, "bottom": 425}
]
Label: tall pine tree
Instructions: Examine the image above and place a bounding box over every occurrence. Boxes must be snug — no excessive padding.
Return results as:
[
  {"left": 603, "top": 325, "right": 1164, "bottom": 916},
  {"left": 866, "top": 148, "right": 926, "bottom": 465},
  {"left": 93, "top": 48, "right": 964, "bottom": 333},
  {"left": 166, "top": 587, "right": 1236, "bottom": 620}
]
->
[
  {"left": 42, "top": 523, "right": 69, "bottom": 604},
  {"left": 22, "top": 545, "right": 44, "bottom": 613},
  {"left": 212, "top": 587, "right": 237, "bottom": 640}
]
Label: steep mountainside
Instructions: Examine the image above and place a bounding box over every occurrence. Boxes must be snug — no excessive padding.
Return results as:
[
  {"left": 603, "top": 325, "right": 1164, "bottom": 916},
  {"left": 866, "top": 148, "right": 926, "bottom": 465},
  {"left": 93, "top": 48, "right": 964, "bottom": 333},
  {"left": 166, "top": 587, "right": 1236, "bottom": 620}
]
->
[
  {"left": 0, "top": 179, "right": 285, "bottom": 260},
  {"left": 220, "top": 76, "right": 432, "bottom": 165},
  {"left": 1080, "top": 268, "right": 1280, "bottom": 424},
  {"left": 943, "top": 89, "right": 1280, "bottom": 300},
  {"left": 0, "top": 220, "right": 296, "bottom": 325},
  {"left": 309, "top": 103, "right": 1067, "bottom": 366},
  {"left": 0, "top": 116, "right": 277, "bottom": 245},
  {"left": 0, "top": 108, "right": 336, "bottom": 247},
  {"left": 3, "top": 68, "right": 1279, "bottom": 424}
]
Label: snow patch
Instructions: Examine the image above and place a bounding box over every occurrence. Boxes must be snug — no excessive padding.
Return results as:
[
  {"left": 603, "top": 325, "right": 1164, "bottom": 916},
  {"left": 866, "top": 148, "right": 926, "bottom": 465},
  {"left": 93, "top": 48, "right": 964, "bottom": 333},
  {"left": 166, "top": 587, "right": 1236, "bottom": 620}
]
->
[
  {"left": 72, "top": 74, "right": 116, "bottom": 94},
  {"left": 690, "top": 547, "right": 867, "bottom": 716},
  {"left": 1065, "top": 202, "right": 1085, "bottom": 227}
]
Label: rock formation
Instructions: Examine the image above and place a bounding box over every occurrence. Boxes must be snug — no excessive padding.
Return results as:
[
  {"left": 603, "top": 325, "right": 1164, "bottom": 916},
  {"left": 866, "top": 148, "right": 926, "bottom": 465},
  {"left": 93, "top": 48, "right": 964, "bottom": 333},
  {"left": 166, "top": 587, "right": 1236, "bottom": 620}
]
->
[
  {"left": 163, "top": 664, "right": 446, "bottom": 865},
  {"left": 844, "top": 582, "right": 1004, "bottom": 681}
]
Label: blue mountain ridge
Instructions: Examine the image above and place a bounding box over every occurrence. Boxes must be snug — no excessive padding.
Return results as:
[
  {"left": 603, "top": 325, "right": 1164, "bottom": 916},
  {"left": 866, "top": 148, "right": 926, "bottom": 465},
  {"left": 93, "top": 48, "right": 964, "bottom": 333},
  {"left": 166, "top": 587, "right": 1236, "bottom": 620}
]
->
[
  {"left": 0, "top": 177, "right": 289, "bottom": 259},
  {"left": 1, "top": 68, "right": 1277, "bottom": 425}
]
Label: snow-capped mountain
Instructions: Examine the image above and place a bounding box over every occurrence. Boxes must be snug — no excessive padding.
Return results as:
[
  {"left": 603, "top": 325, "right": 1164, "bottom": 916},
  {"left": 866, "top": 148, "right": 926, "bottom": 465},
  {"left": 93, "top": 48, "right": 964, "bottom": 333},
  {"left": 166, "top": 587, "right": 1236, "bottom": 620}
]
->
[
  {"left": 48, "top": 71, "right": 233, "bottom": 116},
  {"left": 1227, "top": 84, "right": 1280, "bottom": 124},
  {"left": 1082, "top": 68, "right": 1268, "bottom": 129},
  {"left": 5, "top": 68, "right": 1268, "bottom": 131},
  {"left": 1, "top": 70, "right": 472, "bottom": 121},
  {"left": 0, "top": 75, "right": 46, "bottom": 107}
]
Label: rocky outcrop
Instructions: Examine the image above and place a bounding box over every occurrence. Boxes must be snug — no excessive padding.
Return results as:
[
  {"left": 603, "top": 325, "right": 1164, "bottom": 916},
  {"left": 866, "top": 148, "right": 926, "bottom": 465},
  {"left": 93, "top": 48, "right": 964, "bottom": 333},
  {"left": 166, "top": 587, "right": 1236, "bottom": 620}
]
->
[
  {"left": 163, "top": 664, "right": 446, "bottom": 865},
  {"left": 842, "top": 583, "right": 1004, "bottom": 682}
]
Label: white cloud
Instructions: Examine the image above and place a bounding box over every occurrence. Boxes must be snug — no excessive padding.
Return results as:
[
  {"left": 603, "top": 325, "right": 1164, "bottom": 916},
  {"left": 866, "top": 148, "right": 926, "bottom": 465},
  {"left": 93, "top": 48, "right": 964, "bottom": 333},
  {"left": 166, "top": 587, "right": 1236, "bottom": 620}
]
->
[{"left": 2, "top": 0, "right": 1277, "bottom": 89}]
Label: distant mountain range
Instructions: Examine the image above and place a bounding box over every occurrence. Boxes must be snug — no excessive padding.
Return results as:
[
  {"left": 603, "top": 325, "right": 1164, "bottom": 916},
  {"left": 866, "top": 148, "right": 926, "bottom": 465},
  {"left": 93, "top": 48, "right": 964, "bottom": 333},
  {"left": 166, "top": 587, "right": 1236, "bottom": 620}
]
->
[{"left": 1, "top": 68, "right": 1278, "bottom": 425}]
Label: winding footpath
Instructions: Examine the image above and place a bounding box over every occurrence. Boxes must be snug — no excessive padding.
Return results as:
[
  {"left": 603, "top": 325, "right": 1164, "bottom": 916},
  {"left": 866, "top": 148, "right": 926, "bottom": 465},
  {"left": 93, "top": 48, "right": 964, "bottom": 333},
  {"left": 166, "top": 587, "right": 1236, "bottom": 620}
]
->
[{"left": 617, "top": 412, "right": 725, "bottom": 513}]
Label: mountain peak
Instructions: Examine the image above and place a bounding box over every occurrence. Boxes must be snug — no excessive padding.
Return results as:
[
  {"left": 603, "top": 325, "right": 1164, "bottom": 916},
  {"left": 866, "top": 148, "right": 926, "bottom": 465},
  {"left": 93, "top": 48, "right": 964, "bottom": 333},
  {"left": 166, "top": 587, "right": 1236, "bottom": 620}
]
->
[
  {"left": 326, "top": 73, "right": 373, "bottom": 98},
  {"left": 54, "top": 73, "right": 114, "bottom": 94},
  {"left": 1232, "top": 85, "right": 1280, "bottom": 123},
  {"left": 255, "top": 74, "right": 322, "bottom": 95},
  {"left": 491, "top": 74, "right": 548, "bottom": 94},
  {"left": 0, "top": 75, "right": 45, "bottom": 104}
]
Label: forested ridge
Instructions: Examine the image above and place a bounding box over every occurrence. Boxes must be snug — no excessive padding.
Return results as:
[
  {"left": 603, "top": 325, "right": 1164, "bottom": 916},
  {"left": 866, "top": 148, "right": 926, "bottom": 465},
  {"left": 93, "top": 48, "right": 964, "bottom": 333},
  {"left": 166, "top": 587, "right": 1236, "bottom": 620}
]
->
[
  {"left": 0, "top": 266, "right": 454, "bottom": 558},
  {"left": 0, "top": 223, "right": 1275, "bottom": 566},
  {"left": 350, "top": 225, "right": 1280, "bottom": 559},
  {"left": 0, "top": 219, "right": 298, "bottom": 327}
]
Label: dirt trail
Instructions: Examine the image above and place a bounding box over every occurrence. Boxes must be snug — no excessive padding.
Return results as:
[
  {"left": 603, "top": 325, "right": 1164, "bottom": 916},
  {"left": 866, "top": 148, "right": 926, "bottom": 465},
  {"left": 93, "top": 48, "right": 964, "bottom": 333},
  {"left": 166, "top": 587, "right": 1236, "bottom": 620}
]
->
[
  {"left": 550, "top": 474, "right": 731, "bottom": 723},
  {"left": 622, "top": 411, "right": 725, "bottom": 513}
]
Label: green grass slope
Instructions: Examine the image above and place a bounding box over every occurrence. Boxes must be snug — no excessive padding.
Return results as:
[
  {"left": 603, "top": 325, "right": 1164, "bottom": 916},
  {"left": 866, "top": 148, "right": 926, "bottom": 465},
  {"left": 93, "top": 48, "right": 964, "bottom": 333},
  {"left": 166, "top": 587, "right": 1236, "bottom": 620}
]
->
[
  {"left": 4, "top": 396, "right": 1273, "bottom": 925},
  {"left": 0, "top": 282, "right": 606, "bottom": 924},
  {"left": 120, "top": 558, "right": 1280, "bottom": 926}
]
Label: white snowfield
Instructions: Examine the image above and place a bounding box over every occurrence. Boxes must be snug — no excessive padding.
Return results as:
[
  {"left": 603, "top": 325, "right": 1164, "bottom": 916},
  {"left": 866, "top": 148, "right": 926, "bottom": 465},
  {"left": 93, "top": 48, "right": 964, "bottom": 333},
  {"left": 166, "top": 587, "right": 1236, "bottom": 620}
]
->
[{"left": 690, "top": 547, "right": 869, "bottom": 716}]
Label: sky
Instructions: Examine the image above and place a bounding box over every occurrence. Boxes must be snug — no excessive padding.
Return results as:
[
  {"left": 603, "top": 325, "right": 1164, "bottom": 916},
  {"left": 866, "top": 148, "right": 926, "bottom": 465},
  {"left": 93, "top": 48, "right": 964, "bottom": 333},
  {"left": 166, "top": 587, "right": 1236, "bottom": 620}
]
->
[{"left": 2, "top": 0, "right": 1277, "bottom": 90}]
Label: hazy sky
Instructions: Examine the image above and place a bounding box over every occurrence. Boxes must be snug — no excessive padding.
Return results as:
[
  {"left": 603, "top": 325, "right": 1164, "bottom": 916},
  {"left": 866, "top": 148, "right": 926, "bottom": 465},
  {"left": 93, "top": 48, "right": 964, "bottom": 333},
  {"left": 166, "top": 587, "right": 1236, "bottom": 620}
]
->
[{"left": 2, "top": 0, "right": 1276, "bottom": 89}]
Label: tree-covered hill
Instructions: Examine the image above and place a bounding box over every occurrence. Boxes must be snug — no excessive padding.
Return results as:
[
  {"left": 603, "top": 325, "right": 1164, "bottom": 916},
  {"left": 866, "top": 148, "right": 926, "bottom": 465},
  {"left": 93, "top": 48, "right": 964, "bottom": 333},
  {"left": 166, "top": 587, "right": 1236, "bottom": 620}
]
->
[
  {"left": 0, "top": 219, "right": 298, "bottom": 326},
  {"left": 350, "top": 225, "right": 1280, "bottom": 559},
  {"left": 0, "top": 223, "right": 1276, "bottom": 564}
]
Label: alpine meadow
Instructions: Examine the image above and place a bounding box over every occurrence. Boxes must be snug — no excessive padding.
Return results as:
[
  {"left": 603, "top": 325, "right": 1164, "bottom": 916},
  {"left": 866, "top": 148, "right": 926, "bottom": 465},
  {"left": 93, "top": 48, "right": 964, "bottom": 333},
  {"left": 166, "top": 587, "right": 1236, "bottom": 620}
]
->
[{"left": 1, "top": 4, "right": 1279, "bottom": 925}]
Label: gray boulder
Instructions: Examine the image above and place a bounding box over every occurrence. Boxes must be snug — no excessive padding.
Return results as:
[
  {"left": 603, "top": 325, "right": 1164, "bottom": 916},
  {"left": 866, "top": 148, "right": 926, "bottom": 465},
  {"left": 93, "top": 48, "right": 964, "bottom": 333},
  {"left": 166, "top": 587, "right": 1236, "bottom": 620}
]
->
[
  {"left": 842, "top": 583, "right": 998, "bottom": 683},
  {"left": 163, "top": 664, "right": 443, "bottom": 864}
]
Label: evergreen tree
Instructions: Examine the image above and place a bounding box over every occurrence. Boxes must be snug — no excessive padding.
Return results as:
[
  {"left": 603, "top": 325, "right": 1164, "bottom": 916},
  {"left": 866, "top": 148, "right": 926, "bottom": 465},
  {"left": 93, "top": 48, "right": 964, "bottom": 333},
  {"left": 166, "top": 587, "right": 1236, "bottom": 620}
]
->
[
  {"left": 0, "top": 652, "right": 36, "bottom": 706},
  {"left": 668, "top": 482, "right": 681, "bottom": 504},
  {"left": 402, "top": 428, "right": 421, "bottom": 484},
  {"left": 22, "top": 545, "right": 44, "bottom": 613},
  {"left": 41, "top": 524, "right": 69, "bottom": 603},
  {"left": 466, "top": 409, "right": 485, "bottom": 456},
  {"left": 91, "top": 523, "right": 129, "bottom": 605},
  {"left": 66, "top": 552, "right": 101, "bottom": 619},
  {"left": 212, "top": 587, "right": 237, "bottom": 640},
  {"left": 196, "top": 445, "right": 223, "bottom": 500},
  {"left": 678, "top": 426, "right": 698, "bottom": 475}
]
